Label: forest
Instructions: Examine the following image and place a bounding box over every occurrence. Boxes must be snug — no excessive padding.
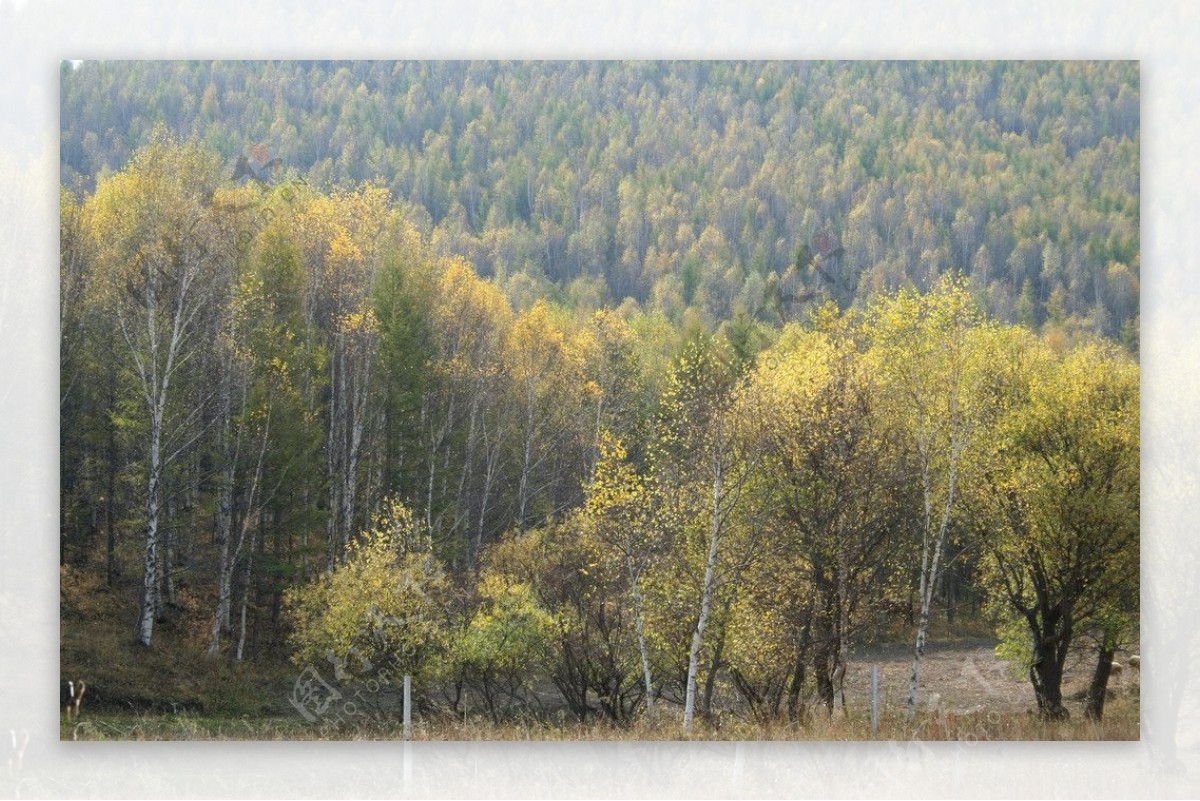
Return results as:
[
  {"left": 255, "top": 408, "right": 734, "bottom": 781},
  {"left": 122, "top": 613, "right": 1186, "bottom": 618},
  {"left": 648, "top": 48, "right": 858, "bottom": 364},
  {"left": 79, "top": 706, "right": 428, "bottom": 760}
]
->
[
  {"left": 60, "top": 61, "right": 1140, "bottom": 346},
  {"left": 59, "top": 61, "right": 1139, "bottom": 739}
]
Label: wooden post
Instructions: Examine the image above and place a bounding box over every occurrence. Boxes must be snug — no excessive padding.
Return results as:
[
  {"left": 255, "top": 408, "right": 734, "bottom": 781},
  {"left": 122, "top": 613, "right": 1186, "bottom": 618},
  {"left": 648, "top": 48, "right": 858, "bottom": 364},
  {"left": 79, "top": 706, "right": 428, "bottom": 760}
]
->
[
  {"left": 870, "top": 663, "right": 880, "bottom": 736},
  {"left": 403, "top": 673, "right": 412, "bottom": 740}
]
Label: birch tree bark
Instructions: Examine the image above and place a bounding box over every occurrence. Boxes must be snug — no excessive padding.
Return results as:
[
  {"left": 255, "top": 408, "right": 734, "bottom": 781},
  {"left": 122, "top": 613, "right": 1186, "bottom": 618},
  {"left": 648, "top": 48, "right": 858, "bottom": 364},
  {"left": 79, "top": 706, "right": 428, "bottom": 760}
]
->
[
  {"left": 663, "top": 339, "right": 760, "bottom": 732},
  {"left": 863, "top": 276, "right": 988, "bottom": 716},
  {"left": 683, "top": 452, "right": 725, "bottom": 730},
  {"left": 85, "top": 134, "right": 229, "bottom": 647}
]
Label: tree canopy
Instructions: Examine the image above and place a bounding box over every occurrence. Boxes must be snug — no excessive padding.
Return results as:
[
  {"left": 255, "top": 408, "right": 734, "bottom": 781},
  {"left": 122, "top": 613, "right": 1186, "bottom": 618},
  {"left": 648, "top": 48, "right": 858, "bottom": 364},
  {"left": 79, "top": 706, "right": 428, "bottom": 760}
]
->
[{"left": 61, "top": 60, "right": 1139, "bottom": 347}]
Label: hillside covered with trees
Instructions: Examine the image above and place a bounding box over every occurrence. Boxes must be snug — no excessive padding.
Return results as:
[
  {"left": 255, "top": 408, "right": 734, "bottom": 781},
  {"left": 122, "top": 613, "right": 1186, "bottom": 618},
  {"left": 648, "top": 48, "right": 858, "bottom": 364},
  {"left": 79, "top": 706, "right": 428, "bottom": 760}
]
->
[
  {"left": 61, "top": 61, "right": 1140, "bottom": 347},
  {"left": 59, "top": 61, "right": 1139, "bottom": 737}
]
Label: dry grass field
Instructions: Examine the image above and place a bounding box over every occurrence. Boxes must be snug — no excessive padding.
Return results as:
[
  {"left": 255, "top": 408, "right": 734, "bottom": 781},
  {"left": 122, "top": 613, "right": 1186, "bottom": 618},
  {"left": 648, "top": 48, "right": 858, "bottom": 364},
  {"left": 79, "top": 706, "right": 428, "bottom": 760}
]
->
[{"left": 64, "top": 637, "right": 1139, "bottom": 742}]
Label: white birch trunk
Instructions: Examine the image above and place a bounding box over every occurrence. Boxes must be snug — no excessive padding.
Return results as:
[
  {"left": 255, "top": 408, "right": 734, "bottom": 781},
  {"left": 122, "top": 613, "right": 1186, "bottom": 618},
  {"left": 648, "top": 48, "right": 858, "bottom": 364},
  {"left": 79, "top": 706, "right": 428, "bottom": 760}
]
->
[
  {"left": 683, "top": 456, "right": 723, "bottom": 731},
  {"left": 474, "top": 421, "right": 500, "bottom": 568},
  {"left": 235, "top": 509, "right": 261, "bottom": 662},
  {"left": 341, "top": 339, "right": 372, "bottom": 552},
  {"left": 209, "top": 388, "right": 269, "bottom": 660},
  {"left": 111, "top": 176, "right": 214, "bottom": 648},
  {"left": 208, "top": 352, "right": 237, "bottom": 658},
  {"left": 517, "top": 396, "right": 535, "bottom": 530},
  {"left": 137, "top": 404, "right": 163, "bottom": 646},
  {"left": 453, "top": 387, "right": 481, "bottom": 561},
  {"left": 906, "top": 433, "right": 962, "bottom": 714},
  {"left": 627, "top": 560, "right": 655, "bottom": 717},
  {"left": 325, "top": 344, "right": 344, "bottom": 570},
  {"left": 425, "top": 392, "right": 453, "bottom": 537},
  {"left": 135, "top": 265, "right": 191, "bottom": 646}
]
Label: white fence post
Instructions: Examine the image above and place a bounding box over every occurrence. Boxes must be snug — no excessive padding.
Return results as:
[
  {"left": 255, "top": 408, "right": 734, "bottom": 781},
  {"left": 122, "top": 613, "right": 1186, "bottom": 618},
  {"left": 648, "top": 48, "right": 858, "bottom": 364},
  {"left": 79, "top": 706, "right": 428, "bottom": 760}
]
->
[
  {"left": 870, "top": 663, "right": 880, "bottom": 736},
  {"left": 403, "top": 673, "right": 412, "bottom": 741}
]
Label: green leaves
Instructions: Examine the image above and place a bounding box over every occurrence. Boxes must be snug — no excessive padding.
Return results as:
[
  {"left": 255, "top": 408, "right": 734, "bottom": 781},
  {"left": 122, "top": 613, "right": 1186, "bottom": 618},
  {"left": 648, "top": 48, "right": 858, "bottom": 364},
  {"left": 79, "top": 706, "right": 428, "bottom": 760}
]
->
[
  {"left": 453, "top": 574, "right": 554, "bottom": 679},
  {"left": 973, "top": 336, "right": 1139, "bottom": 715}
]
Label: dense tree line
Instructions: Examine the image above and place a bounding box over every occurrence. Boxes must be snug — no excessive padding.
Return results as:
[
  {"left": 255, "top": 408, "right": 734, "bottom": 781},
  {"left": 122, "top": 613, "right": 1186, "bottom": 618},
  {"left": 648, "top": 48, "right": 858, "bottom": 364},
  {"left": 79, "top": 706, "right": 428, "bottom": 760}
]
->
[
  {"left": 61, "top": 131, "right": 1138, "bottom": 725},
  {"left": 60, "top": 60, "right": 1140, "bottom": 349}
]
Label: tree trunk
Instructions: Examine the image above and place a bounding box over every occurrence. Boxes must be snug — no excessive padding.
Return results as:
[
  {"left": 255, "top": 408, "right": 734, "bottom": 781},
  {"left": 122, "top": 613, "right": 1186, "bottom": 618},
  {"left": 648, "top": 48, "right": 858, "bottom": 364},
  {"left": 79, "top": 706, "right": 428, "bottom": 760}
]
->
[
  {"left": 835, "top": 552, "right": 851, "bottom": 711},
  {"left": 162, "top": 490, "right": 177, "bottom": 609},
  {"left": 208, "top": 424, "right": 235, "bottom": 657},
  {"left": 341, "top": 340, "right": 371, "bottom": 554},
  {"left": 235, "top": 518, "right": 257, "bottom": 662},
  {"left": 1085, "top": 645, "right": 1117, "bottom": 721},
  {"left": 517, "top": 399, "right": 535, "bottom": 529},
  {"left": 1030, "top": 626, "right": 1071, "bottom": 720},
  {"left": 136, "top": 408, "right": 163, "bottom": 646},
  {"left": 786, "top": 597, "right": 814, "bottom": 722},
  {"left": 326, "top": 351, "right": 344, "bottom": 571},
  {"left": 474, "top": 431, "right": 498, "bottom": 567},
  {"left": 684, "top": 463, "right": 724, "bottom": 731},
  {"left": 454, "top": 387, "right": 481, "bottom": 564},
  {"left": 105, "top": 381, "right": 118, "bottom": 586},
  {"left": 327, "top": 332, "right": 351, "bottom": 569},
  {"left": 220, "top": 411, "right": 269, "bottom": 659},
  {"left": 629, "top": 568, "right": 655, "bottom": 718},
  {"left": 1031, "top": 653, "right": 1069, "bottom": 720},
  {"left": 786, "top": 655, "right": 807, "bottom": 722},
  {"left": 907, "top": 462, "right": 955, "bottom": 715},
  {"left": 209, "top": 366, "right": 253, "bottom": 659},
  {"left": 701, "top": 617, "right": 728, "bottom": 719},
  {"left": 814, "top": 628, "right": 835, "bottom": 713},
  {"left": 907, "top": 596, "right": 931, "bottom": 714}
]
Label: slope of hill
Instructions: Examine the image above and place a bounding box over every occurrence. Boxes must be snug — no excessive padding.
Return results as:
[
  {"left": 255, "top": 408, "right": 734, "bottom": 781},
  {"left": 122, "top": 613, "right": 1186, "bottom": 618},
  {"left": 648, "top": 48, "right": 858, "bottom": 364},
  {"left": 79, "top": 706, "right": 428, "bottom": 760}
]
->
[{"left": 60, "top": 60, "right": 1139, "bottom": 343}]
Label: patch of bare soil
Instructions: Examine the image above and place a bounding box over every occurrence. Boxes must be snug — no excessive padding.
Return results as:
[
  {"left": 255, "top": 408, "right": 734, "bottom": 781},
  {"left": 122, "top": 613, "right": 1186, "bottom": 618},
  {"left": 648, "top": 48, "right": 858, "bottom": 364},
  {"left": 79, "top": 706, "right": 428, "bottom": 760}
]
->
[{"left": 842, "top": 638, "right": 1140, "bottom": 717}]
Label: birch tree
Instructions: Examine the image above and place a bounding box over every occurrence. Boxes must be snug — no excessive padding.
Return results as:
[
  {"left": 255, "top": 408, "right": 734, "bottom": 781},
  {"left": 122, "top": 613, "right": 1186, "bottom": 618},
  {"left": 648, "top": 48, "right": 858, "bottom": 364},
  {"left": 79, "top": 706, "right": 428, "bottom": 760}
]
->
[
  {"left": 84, "top": 132, "right": 229, "bottom": 646},
  {"left": 865, "top": 275, "right": 992, "bottom": 715},
  {"left": 326, "top": 305, "right": 379, "bottom": 565},
  {"left": 584, "top": 434, "right": 661, "bottom": 717},
  {"left": 507, "top": 300, "right": 595, "bottom": 531},
  {"left": 655, "top": 337, "right": 758, "bottom": 731},
  {"left": 290, "top": 187, "right": 391, "bottom": 567},
  {"left": 208, "top": 220, "right": 311, "bottom": 659},
  {"left": 419, "top": 258, "right": 511, "bottom": 558}
]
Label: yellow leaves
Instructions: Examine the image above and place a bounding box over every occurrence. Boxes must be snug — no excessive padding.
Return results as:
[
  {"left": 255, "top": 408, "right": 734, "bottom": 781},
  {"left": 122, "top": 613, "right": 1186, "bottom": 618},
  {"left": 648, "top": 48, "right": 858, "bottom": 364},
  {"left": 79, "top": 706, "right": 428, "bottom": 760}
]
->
[
  {"left": 430, "top": 257, "right": 513, "bottom": 365},
  {"left": 585, "top": 432, "right": 653, "bottom": 537},
  {"left": 976, "top": 335, "right": 1139, "bottom": 646},
  {"left": 581, "top": 379, "right": 603, "bottom": 402},
  {"left": 595, "top": 430, "right": 629, "bottom": 466},
  {"left": 361, "top": 496, "right": 431, "bottom": 559},
  {"left": 337, "top": 306, "right": 380, "bottom": 336},
  {"left": 740, "top": 326, "right": 873, "bottom": 462},
  {"left": 83, "top": 139, "right": 219, "bottom": 304},
  {"left": 1010, "top": 341, "right": 1139, "bottom": 493},
  {"left": 455, "top": 568, "right": 556, "bottom": 674},
  {"left": 288, "top": 185, "right": 396, "bottom": 306},
  {"left": 511, "top": 300, "right": 568, "bottom": 359},
  {"left": 327, "top": 227, "right": 363, "bottom": 268},
  {"left": 285, "top": 498, "right": 447, "bottom": 676}
]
